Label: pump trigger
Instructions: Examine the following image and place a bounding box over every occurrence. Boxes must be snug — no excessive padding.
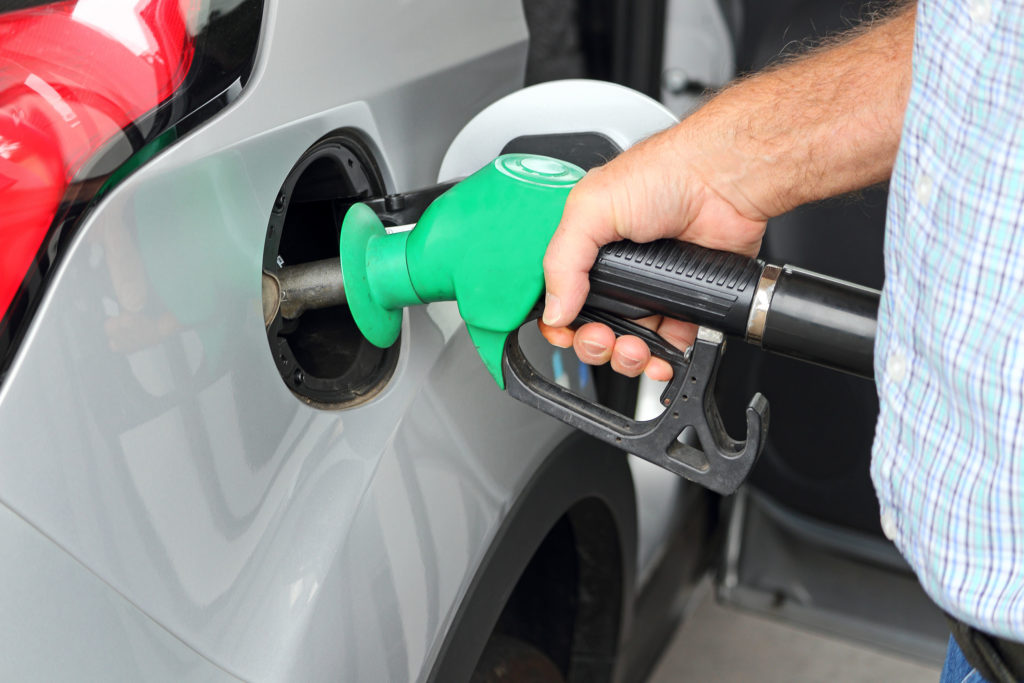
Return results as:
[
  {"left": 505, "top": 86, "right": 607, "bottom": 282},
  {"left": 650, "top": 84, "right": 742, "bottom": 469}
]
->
[{"left": 570, "top": 307, "right": 689, "bottom": 367}]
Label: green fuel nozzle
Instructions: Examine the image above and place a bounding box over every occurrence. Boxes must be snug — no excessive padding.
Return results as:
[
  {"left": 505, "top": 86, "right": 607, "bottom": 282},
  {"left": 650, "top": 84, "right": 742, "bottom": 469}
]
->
[
  {"left": 340, "top": 154, "right": 585, "bottom": 388},
  {"left": 335, "top": 150, "right": 879, "bottom": 389}
]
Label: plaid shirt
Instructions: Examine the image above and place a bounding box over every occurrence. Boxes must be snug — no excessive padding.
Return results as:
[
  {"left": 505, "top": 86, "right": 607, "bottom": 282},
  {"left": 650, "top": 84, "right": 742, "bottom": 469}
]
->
[{"left": 875, "top": 0, "right": 1024, "bottom": 640}]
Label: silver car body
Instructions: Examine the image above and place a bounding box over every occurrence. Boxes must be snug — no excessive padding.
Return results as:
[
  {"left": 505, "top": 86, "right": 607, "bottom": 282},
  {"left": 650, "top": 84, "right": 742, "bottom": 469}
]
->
[{"left": 0, "top": 1, "right": 698, "bottom": 680}]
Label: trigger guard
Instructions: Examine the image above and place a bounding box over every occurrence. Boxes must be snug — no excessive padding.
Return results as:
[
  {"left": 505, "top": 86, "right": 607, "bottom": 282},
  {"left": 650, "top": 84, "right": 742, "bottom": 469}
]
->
[{"left": 504, "top": 321, "right": 768, "bottom": 495}]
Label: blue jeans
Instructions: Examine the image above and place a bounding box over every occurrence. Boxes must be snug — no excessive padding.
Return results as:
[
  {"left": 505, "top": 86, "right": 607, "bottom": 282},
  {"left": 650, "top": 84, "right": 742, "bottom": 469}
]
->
[{"left": 941, "top": 635, "right": 987, "bottom": 683}]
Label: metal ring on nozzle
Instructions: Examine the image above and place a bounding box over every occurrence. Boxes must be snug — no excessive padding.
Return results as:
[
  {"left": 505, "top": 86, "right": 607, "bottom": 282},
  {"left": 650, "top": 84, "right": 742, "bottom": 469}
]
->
[{"left": 745, "top": 263, "right": 782, "bottom": 345}]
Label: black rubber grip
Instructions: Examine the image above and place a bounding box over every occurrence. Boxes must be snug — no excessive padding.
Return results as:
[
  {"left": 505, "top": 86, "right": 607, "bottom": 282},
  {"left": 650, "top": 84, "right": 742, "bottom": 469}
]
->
[{"left": 586, "top": 239, "right": 764, "bottom": 337}]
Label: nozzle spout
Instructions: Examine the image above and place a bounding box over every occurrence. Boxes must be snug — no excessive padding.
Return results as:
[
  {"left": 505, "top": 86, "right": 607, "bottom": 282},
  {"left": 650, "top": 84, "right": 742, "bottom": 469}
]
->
[{"left": 262, "top": 257, "right": 346, "bottom": 326}]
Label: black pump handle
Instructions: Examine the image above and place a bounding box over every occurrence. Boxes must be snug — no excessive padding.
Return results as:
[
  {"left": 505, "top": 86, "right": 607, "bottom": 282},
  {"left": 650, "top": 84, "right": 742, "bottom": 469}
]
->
[{"left": 583, "top": 239, "right": 879, "bottom": 379}]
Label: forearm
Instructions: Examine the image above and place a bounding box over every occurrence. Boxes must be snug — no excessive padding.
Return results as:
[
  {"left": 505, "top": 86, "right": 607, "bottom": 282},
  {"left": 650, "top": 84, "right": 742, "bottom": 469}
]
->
[{"left": 675, "top": 2, "right": 916, "bottom": 220}]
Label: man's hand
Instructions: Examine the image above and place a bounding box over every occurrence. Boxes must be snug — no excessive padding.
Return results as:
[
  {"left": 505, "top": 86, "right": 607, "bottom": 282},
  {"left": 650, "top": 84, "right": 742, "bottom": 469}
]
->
[
  {"left": 538, "top": 129, "right": 768, "bottom": 380},
  {"left": 539, "top": 2, "right": 915, "bottom": 380}
]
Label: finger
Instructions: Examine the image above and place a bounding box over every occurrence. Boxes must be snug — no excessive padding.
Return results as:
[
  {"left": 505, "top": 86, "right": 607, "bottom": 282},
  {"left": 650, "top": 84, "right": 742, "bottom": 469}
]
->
[
  {"left": 537, "top": 320, "right": 574, "bottom": 348},
  {"left": 644, "top": 357, "right": 674, "bottom": 382},
  {"left": 572, "top": 322, "right": 616, "bottom": 365},
  {"left": 644, "top": 318, "right": 694, "bottom": 382},
  {"left": 542, "top": 181, "right": 622, "bottom": 328},
  {"left": 610, "top": 335, "right": 651, "bottom": 377},
  {"left": 655, "top": 317, "right": 698, "bottom": 351},
  {"left": 631, "top": 314, "right": 664, "bottom": 332}
]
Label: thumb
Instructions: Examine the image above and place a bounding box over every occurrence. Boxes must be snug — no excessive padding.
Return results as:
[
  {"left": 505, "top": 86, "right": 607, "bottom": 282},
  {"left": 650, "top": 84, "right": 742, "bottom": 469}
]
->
[{"left": 541, "top": 183, "right": 621, "bottom": 327}]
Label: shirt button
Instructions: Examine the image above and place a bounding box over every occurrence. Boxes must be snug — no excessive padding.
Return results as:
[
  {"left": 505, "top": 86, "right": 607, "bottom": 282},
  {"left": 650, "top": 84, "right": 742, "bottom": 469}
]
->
[
  {"left": 969, "top": 0, "right": 992, "bottom": 23},
  {"left": 886, "top": 350, "right": 907, "bottom": 383},
  {"left": 915, "top": 172, "right": 934, "bottom": 204},
  {"left": 880, "top": 509, "right": 899, "bottom": 541}
]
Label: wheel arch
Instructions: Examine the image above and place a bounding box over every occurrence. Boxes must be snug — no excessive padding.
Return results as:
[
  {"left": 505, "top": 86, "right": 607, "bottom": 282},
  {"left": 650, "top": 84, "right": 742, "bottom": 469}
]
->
[{"left": 426, "top": 432, "right": 638, "bottom": 682}]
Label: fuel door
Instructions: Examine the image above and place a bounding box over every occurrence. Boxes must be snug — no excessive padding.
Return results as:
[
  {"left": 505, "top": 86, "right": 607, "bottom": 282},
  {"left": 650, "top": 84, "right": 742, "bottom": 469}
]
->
[{"left": 438, "top": 79, "right": 676, "bottom": 181}]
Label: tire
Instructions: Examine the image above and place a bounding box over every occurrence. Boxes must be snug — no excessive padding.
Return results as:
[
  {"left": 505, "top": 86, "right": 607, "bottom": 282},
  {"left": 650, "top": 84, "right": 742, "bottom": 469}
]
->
[{"left": 470, "top": 635, "right": 566, "bottom": 683}]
